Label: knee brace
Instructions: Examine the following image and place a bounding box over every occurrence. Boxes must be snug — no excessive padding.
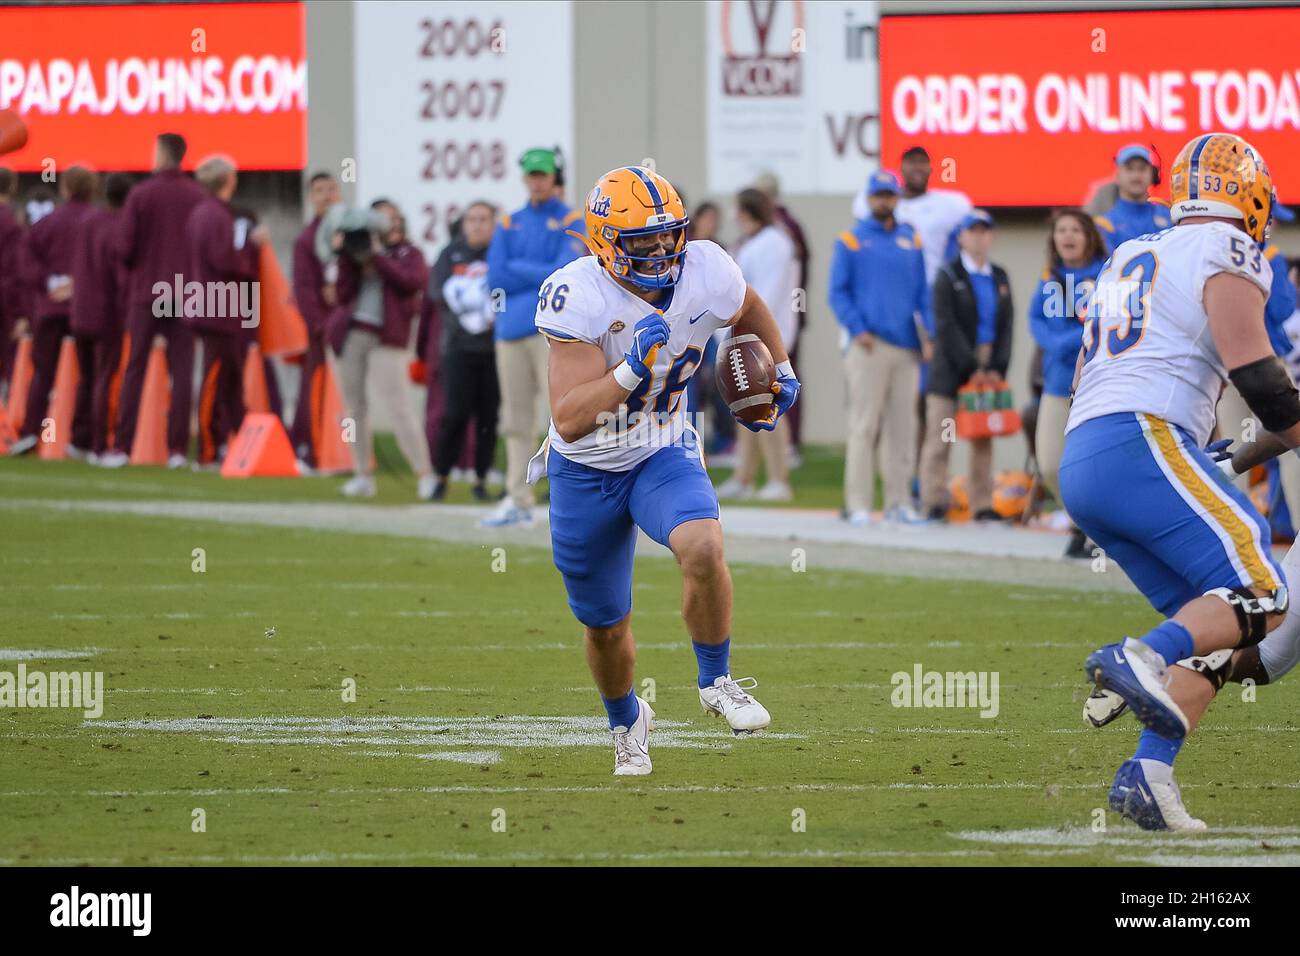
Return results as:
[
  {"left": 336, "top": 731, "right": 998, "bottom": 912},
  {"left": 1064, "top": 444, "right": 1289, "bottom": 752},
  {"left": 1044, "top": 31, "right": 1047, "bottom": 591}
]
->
[
  {"left": 1206, "top": 585, "right": 1288, "bottom": 648},
  {"left": 1176, "top": 648, "right": 1236, "bottom": 691}
]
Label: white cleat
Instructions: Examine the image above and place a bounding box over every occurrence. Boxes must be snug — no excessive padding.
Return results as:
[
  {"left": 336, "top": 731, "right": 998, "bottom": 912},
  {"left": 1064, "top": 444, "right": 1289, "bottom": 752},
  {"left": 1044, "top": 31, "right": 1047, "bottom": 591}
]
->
[
  {"left": 612, "top": 696, "right": 655, "bottom": 776},
  {"left": 1109, "top": 758, "right": 1207, "bottom": 831},
  {"left": 700, "top": 675, "right": 770, "bottom": 735}
]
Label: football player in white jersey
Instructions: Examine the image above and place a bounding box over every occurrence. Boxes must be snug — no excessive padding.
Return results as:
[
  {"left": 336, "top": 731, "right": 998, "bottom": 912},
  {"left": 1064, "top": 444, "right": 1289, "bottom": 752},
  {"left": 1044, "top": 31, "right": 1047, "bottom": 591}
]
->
[
  {"left": 1061, "top": 133, "right": 1300, "bottom": 830},
  {"left": 527, "top": 166, "right": 801, "bottom": 775}
]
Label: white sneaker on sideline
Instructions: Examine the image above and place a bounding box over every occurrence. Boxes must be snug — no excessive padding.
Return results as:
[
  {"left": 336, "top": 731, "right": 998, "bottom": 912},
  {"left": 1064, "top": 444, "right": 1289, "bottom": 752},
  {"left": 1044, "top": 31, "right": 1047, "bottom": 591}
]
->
[
  {"left": 417, "top": 474, "right": 438, "bottom": 500},
  {"left": 340, "top": 474, "right": 377, "bottom": 498},
  {"left": 65, "top": 444, "right": 91, "bottom": 462},
  {"left": 612, "top": 696, "right": 655, "bottom": 776},
  {"left": 450, "top": 467, "right": 473, "bottom": 483},
  {"left": 846, "top": 509, "right": 872, "bottom": 527},
  {"left": 714, "top": 478, "right": 753, "bottom": 500},
  {"left": 95, "top": 450, "right": 129, "bottom": 469},
  {"left": 6, "top": 434, "right": 37, "bottom": 457},
  {"left": 756, "top": 481, "right": 793, "bottom": 502},
  {"left": 700, "top": 675, "right": 771, "bottom": 734},
  {"left": 884, "top": 504, "right": 927, "bottom": 525},
  {"left": 480, "top": 498, "right": 534, "bottom": 528},
  {"left": 167, "top": 453, "right": 188, "bottom": 470},
  {"left": 295, "top": 458, "right": 315, "bottom": 477}
]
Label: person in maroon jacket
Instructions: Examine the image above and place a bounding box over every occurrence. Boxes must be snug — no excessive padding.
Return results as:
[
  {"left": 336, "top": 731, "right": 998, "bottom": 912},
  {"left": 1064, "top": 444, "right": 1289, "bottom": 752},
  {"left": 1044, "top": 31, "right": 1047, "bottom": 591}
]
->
[
  {"left": 186, "top": 155, "right": 268, "bottom": 467},
  {"left": 289, "top": 170, "right": 340, "bottom": 468},
  {"left": 99, "top": 133, "right": 205, "bottom": 469},
  {"left": 68, "top": 172, "right": 132, "bottom": 460},
  {"left": 9, "top": 166, "right": 97, "bottom": 457},
  {"left": 0, "top": 167, "right": 26, "bottom": 398},
  {"left": 325, "top": 200, "right": 433, "bottom": 498}
]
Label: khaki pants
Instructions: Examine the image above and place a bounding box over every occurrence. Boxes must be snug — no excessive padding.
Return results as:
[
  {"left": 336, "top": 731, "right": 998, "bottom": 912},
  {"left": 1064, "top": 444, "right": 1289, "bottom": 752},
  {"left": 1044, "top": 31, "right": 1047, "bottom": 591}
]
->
[
  {"left": 495, "top": 334, "right": 550, "bottom": 507},
  {"left": 734, "top": 418, "right": 789, "bottom": 487},
  {"left": 335, "top": 327, "right": 432, "bottom": 478},
  {"left": 1281, "top": 452, "right": 1300, "bottom": 528},
  {"left": 1216, "top": 384, "right": 1255, "bottom": 492},
  {"left": 1035, "top": 393, "right": 1071, "bottom": 504},
  {"left": 843, "top": 339, "right": 919, "bottom": 513},
  {"left": 920, "top": 394, "right": 993, "bottom": 515}
]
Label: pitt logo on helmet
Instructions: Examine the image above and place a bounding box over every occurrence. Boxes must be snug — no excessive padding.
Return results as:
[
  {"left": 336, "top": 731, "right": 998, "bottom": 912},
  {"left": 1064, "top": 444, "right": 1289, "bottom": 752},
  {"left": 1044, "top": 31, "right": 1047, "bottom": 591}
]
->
[
  {"left": 1169, "top": 133, "right": 1276, "bottom": 243},
  {"left": 570, "top": 166, "right": 690, "bottom": 290}
]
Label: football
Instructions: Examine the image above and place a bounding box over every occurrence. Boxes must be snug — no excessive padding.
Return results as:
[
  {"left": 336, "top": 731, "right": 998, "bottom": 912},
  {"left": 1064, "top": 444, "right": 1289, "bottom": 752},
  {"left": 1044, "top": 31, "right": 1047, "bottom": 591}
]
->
[{"left": 716, "top": 333, "right": 776, "bottom": 425}]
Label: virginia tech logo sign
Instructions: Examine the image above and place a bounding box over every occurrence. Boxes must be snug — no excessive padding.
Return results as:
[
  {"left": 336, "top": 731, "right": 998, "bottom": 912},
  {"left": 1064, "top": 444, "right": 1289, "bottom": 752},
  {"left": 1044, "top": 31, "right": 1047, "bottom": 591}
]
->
[{"left": 720, "top": 0, "right": 804, "bottom": 96}]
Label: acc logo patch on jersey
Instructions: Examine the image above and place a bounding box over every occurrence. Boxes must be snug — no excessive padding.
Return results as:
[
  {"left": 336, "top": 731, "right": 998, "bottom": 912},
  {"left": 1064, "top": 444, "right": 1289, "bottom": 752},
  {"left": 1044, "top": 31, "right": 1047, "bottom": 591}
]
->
[{"left": 609, "top": 320, "right": 626, "bottom": 333}]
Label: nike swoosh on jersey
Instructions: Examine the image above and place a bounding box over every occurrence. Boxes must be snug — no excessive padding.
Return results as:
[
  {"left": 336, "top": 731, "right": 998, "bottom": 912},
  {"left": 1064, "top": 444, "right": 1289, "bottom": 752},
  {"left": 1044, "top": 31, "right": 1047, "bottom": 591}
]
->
[{"left": 689, "top": 311, "right": 708, "bottom": 324}]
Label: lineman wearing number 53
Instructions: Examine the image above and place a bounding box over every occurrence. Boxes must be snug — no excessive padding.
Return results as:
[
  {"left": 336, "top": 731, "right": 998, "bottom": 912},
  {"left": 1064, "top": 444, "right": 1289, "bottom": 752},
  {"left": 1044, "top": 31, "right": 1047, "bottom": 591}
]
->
[
  {"left": 523, "top": 166, "right": 800, "bottom": 775},
  {"left": 1063, "top": 133, "right": 1300, "bottom": 830}
]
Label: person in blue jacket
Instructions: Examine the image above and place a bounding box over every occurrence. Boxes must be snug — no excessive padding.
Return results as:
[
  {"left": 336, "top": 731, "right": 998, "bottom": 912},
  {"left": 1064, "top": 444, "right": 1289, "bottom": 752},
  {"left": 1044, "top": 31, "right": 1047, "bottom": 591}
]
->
[
  {"left": 482, "top": 147, "right": 585, "bottom": 527},
  {"left": 1093, "top": 143, "right": 1171, "bottom": 252},
  {"left": 1028, "top": 208, "right": 1106, "bottom": 556},
  {"left": 829, "top": 169, "right": 931, "bottom": 527}
]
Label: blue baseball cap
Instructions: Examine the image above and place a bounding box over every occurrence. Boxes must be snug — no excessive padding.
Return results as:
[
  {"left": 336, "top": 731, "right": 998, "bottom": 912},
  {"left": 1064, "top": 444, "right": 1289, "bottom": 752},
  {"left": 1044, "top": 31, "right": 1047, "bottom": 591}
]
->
[
  {"left": 1116, "top": 143, "right": 1155, "bottom": 166},
  {"left": 959, "top": 209, "right": 995, "bottom": 231},
  {"left": 866, "top": 170, "right": 901, "bottom": 196}
]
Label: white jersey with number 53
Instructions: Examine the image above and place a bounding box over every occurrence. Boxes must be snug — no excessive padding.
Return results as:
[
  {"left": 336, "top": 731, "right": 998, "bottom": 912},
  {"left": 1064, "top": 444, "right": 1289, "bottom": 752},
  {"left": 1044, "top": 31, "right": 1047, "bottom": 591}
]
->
[
  {"left": 534, "top": 239, "right": 746, "bottom": 472},
  {"left": 1067, "top": 221, "right": 1274, "bottom": 447}
]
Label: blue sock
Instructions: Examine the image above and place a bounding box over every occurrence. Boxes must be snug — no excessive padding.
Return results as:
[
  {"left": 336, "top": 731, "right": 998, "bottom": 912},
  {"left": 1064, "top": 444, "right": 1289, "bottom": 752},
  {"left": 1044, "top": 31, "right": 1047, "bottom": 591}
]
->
[
  {"left": 1134, "top": 728, "right": 1184, "bottom": 766},
  {"left": 1139, "top": 619, "right": 1194, "bottom": 667},
  {"left": 694, "top": 638, "right": 730, "bottom": 689},
  {"left": 602, "top": 687, "right": 640, "bottom": 730}
]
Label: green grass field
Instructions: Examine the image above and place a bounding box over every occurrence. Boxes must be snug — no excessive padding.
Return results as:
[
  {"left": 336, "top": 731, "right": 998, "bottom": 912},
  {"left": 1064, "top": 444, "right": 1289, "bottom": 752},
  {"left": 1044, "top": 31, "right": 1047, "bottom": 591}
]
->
[{"left": 2, "top": 456, "right": 1298, "bottom": 866}]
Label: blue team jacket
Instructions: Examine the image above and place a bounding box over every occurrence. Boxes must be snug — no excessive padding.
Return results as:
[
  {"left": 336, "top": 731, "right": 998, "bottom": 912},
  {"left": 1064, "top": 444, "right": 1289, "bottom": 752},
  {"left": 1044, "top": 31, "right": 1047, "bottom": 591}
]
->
[
  {"left": 828, "top": 217, "right": 930, "bottom": 351},
  {"left": 1094, "top": 198, "right": 1172, "bottom": 253},
  {"left": 1028, "top": 258, "right": 1105, "bottom": 398},
  {"left": 487, "top": 197, "right": 585, "bottom": 342},
  {"left": 1265, "top": 244, "right": 1298, "bottom": 357}
]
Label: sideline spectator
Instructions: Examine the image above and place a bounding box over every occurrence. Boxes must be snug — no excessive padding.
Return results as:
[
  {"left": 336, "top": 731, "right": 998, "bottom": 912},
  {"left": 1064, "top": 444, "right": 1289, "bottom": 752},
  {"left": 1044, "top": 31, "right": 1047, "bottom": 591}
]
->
[
  {"left": 69, "top": 172, "right": 132, "bottom": 461},
  {"left": 481, "top": 147, "right": 585, "bottom": 527},
  {"left": 9, "top": 166, "right": 96, "bottom": 457},
  {"left": 326, "top": 200, "right": 433, "bottom": 499},
  {"left": 715, "top": 188, "right": 798, "bottom": 502},
  {"left": 919, "top": 210, "right": 1014, "bottom": 522},
  {"left": 185, "top": 156, "right": 268, "bottom": 467},
  {"left": 829, "top": 170, "right": 929, "bottom": 526},
  {"left": 1093, "top": 144, "right": 1171, "bottom": 252},
  {"left": 0, "top": 167, "right": 25, "bottom": 398},
  {"left": 101, "top": 133, "right": 206, "bottom": 469},
  {"left": 426, "top": 201, "right": 500, "bottom": 502},
  {"left": 1027, "top": 209, "right": 1106, "bottom": 555},
  {"left": 754, "top": 173, "right": 810, "bottom": 457},
  {"left": 289, "top": 170, "right": 341, "bottom": 469},
  {"left": 855, "top": 147, "right": 972, "bottom": 286}
]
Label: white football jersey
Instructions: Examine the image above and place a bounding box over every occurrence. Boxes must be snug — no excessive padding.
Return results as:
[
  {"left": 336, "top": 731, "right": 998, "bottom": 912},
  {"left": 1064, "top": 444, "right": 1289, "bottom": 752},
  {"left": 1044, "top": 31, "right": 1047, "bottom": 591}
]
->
[
  {"left": 1067, "top": 221, "right": 1274, "bottom": 446},
  {"left": 533, "top": 239, "right": 747, "bottom": 472}
]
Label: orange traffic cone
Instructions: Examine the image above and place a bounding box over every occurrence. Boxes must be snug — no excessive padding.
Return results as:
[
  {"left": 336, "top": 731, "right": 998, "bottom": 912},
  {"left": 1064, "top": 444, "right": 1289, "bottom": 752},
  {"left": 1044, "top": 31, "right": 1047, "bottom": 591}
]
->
[
  {"left": 130, "top": 341, "right": 171, "bottom": 466},
  {"left": 7, "top": 334, "right": 33, "bottom": 431},
  {"left": 257, "top": 244, "right": 307, "bottom": 359},
  {"left": 243, "top": 342, "right": 271, "bottom": 415},
  {"left": 221, "top": 413, "right": 299, "bottom": 477},
  {"left": 38, "top": 337, "right": 81, "bottom": 460},
  {"left": 313, "top": 358, "right": 353, "bottom": 474}
]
